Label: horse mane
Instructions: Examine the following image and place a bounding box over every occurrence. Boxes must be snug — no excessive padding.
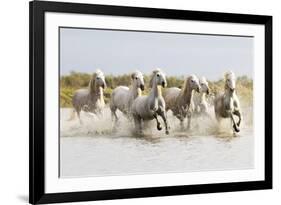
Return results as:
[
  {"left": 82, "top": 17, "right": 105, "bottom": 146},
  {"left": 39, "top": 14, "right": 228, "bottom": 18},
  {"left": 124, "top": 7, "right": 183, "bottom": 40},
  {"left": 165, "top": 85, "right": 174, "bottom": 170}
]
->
[
  {"left": 181, "top": 75, "right": 192, "bottom": 94},
  {"left": 89, "top": 69, "right": 105, "bottom": 94},
  {"left": 149, "top": 68, "right": 162, "bottom": 88},
  {"left": 88, "top": 73, "right": 97, "bottom": 94}
]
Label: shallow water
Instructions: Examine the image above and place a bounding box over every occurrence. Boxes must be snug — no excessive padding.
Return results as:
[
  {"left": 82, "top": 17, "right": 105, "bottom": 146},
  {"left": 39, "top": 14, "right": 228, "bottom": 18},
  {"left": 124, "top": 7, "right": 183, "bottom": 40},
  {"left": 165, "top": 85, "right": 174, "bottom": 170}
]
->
[{"left": 60, "top": 107, "right": 254, "bottom": 178}]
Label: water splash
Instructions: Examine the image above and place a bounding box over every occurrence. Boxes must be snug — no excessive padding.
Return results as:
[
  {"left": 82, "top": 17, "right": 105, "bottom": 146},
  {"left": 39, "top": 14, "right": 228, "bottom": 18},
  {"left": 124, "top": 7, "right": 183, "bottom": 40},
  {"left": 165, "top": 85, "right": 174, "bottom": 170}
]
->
[
  {"left": 60, "top": 106, "right": 254, "bottom": 177},
  {"left": 61, "top": 105, "right": 252, "bottom": 140}
]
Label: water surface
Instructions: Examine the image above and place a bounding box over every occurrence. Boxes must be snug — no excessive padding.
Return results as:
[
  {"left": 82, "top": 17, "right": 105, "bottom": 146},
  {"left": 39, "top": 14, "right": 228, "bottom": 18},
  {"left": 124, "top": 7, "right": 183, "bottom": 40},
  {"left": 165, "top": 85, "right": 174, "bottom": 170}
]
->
[{"left": 60, "top": 107, "right": 254, "bottom": 177}]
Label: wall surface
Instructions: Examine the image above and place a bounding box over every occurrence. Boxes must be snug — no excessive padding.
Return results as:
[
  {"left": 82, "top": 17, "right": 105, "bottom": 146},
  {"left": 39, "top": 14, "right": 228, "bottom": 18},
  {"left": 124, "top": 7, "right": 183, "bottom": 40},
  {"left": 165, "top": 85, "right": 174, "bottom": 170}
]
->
[{"left": 0, "top": 0, "right": 279, "bottom": 204}]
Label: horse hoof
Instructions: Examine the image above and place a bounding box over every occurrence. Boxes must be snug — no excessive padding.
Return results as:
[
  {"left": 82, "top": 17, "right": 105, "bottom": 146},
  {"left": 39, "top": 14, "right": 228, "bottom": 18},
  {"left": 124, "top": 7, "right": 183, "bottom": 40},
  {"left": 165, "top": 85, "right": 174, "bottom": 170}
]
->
[
  {"left": 165, "top": 130, "right": 169, "bottom": 135},
  {"left": 233, "top": 126, "right": 240, "bottom": 132},
  {"left": 157, "top": 124, "right": 162, "bottom": 130}
]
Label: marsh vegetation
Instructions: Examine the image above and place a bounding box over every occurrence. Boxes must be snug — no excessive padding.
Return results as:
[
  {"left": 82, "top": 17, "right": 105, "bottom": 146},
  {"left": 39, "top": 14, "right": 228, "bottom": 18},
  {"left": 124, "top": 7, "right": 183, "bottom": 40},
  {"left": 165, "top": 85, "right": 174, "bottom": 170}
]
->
[{"left": 60, "top": 72, "right": 253, "bottom": 108}]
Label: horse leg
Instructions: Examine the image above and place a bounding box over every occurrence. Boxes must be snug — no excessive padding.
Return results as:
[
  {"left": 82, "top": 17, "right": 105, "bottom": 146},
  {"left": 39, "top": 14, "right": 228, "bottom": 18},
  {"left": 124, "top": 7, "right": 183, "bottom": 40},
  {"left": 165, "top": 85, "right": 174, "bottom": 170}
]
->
[
  {"left": 109, "top": 101, "right": 118, "bottom": 121},
  {"left": 193, "top": 111, "right": 200, "bottom": 130},
  {"left": 180, "top": 118, "right": 184, "bottom": 130},
  {"left": 110, "top": 109, "right": 119, "bottom": 132},
  {"left": 230, "top": 113, "right": 240, "bottom": 132},
  {"left": 153, "top": 113, "right": 162, "bottom": 131},
  {"left": 196, "top": 115, "right": 200, "bottom": 130},
  {"left": 159, "top": 110, "right": 169, "bottom": 135},
  {"left": 233, "top": 110, "right": 242, "bottom": 127},
  {"left": 187, "top": 112, "right": 192, "bottom": 130},
  {"left": 215, "top": 115, "right": 222, "bottom": 133},
  {"left": 112, "top": 110, "right": 119, "bottom": 122},
  {"left": 110, "top": 105, "right": 119, "bottom": 123},
  {"left": 175, "top": 114, "right": 184, "bottom": 130},
  {"left": 72, "top": 106, "right": 83, "bottom": 124},
  {"left": 77, "top": 110, "right": 83, "bottom": 125},
  {"left": 134, "top": 115, "right": 143, "bottom": 135}
]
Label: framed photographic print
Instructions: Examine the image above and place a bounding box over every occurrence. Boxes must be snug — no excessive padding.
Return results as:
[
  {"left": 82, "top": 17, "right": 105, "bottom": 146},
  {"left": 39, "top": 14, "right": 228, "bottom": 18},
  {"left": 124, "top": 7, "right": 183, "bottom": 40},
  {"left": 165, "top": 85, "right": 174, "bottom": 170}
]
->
[{"left": 29, "top": 0, "right": 272, "bottom": 204}]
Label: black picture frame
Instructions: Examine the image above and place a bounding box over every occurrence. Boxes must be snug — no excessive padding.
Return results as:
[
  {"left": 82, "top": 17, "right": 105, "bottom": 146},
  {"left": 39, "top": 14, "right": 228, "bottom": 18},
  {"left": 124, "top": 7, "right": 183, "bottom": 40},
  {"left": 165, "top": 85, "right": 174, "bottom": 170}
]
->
[{"left": 29, "top": 0, "right": 272, "bottom": 204}]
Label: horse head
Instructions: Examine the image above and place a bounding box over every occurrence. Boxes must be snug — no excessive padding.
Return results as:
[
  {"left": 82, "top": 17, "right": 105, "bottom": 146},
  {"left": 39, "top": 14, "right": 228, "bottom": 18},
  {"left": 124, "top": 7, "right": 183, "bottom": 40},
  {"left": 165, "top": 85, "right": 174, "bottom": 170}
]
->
[
  {"left": 200, "top": 76, "right": 210, "bottom": 95},
  {"left": 224, "top": 71, "right": 236, "bottom": 92},
  {"left": 187, "top": 74, "right": 200, "bottom": 93},
  {"left": 90, "top": 69, "right": 106, "bottom": 93},
  {"left": 131, "top": 70, "right": 145, "bottom": 91},
  {"left": 149, "top": 68, "right": 167, "bottom": 88}
]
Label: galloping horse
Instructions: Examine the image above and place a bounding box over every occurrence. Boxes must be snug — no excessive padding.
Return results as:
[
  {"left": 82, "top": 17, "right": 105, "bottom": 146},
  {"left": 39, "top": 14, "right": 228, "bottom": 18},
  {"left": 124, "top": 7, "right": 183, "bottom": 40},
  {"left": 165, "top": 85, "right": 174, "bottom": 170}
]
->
[
  {"left": 131, "top": 69, "right": 169, "bottom": 135},
  {"left": 214, "top": 71, "right": 242, "bottom": 132},
  {"left": 163, "top": 75, "right": 200, "bottom": 130},
  {"left": 69, "top": 69, "right": 106, "bottom": 124},
  {"left": 110, "top": 70, "right": 145, "bottom": 123},
  {"left": 193, "top": 76, "right": 210, "bottom": 116}
]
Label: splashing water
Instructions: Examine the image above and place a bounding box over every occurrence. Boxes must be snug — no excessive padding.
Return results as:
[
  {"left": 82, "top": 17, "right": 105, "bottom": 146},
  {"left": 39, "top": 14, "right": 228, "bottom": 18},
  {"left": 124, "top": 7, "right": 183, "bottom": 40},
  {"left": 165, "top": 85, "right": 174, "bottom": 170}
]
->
[{"left": 60, "top": 106, "right": 254, "bottom": 178}]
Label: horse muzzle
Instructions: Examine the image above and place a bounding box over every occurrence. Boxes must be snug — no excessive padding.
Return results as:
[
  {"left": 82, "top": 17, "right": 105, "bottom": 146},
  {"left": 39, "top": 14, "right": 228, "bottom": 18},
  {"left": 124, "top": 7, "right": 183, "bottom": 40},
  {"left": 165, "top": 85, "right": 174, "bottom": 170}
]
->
[
  {"left": 229, "top": 88, "right": 235, "bottom": 92},
  {"left": 206, "top": 89, "right": 210, "bottom": 95},
  {"left": 140, "top": 84, "right": 145, "bottom": 91},
  {"left": 162, "top": 81, "right": 167, "bottom": 88}
]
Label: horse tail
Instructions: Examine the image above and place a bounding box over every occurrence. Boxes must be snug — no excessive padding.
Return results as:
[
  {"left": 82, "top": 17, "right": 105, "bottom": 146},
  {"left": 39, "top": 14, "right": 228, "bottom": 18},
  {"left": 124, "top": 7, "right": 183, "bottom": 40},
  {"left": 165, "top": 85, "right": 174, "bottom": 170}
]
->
[{"left": 68, "top": 91, "right": 78, "bottom": 121}]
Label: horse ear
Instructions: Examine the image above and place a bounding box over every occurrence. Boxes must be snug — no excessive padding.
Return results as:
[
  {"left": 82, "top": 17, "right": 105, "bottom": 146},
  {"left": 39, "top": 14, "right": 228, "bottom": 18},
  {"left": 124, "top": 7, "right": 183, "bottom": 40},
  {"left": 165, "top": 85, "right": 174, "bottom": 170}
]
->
[{"left": 131, "top": 73, "right": 135, "bottom": 79}]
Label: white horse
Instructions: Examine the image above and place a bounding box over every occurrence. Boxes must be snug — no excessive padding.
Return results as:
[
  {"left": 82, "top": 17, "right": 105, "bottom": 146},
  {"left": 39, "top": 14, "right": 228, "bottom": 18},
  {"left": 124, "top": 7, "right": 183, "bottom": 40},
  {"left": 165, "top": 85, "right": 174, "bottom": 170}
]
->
[
  {"left": 69, "top": 69, "right": 106, "bottom": 124},
  {"left": 214, "top": 71, "right": 242, "bottom": 132},
  {"left": 131, "top": 69, "right": 169, "bottom": 135},
  {"left": 193, "top": 77, "right": 210, "bottom": 116},
  {"left": 163, "top": 75, "right": 200, "bottom": 130},
  {"left": 110, "top": 70, "right": 145, "bottom": 122}
]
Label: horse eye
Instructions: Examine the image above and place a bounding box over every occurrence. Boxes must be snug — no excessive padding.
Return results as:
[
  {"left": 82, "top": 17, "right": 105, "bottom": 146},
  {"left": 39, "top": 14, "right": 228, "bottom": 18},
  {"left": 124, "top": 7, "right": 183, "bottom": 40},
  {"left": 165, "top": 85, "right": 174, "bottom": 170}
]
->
[
  {"left": 135, "top": 77, "right": 138, "bottom": 80},
  {"left": 156, "top": 74, "right": 160, "bottom": 77}
]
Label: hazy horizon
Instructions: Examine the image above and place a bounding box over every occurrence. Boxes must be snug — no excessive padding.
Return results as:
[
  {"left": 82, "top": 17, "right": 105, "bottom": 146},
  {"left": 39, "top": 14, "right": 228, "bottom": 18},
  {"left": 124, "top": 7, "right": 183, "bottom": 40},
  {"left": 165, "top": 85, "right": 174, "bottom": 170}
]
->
[{"left": 60, "top": 28, "right": 254, "bottom": 81}]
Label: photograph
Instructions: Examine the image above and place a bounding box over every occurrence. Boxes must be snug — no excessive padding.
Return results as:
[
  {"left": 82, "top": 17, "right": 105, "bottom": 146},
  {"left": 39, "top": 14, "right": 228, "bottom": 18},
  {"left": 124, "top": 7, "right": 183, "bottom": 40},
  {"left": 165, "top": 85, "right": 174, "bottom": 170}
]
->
[
  {"left": 59, "top": 27, "right": 254, "bottom": 178},
  {"left": 29, "top": 1, "right": 272, "bottom": 203}
]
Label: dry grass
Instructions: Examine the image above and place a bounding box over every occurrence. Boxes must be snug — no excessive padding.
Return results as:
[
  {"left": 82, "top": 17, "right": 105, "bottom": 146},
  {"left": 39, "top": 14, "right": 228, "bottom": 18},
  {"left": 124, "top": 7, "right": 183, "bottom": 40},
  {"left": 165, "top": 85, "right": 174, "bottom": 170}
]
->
[{"left": 60, "top": 73, "right": 253, "bottom": 108}]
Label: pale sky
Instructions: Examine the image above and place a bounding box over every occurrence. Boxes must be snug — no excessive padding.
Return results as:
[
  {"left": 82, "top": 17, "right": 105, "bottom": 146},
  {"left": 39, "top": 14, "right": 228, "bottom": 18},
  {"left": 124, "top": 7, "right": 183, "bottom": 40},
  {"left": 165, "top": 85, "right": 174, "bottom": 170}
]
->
[{"left": 60, "top": 27, "right": 253, "bottom": 80}]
